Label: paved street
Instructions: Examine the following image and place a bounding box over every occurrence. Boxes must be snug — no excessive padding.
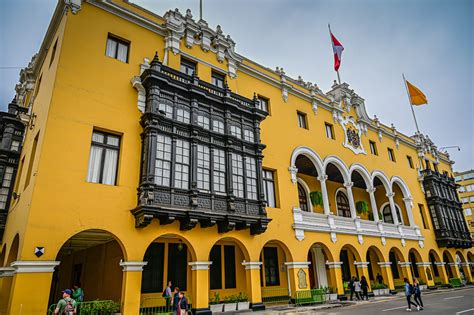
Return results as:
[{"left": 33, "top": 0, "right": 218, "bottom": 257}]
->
[{"left": 294, "top": 287, "right": 474, "bottom": 315}]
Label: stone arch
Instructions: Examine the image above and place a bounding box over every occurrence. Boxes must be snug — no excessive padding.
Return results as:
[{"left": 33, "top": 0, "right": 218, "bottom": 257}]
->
[
  {"left": 349, "top": 164, "right": 372, "bottom": 188},
  {"left": 366, "top": 246, "right": 386, "bottom": 284},
  {"left": 297, "top": 177, "right": 312, "bottom": 212},
  {"left": 380, "top": 202, "right": 403, "bottom": 225},
  {"left": 428, "top": 250, "right": 443, "bottom": 282},
  {"left": 323, "top": 156, "right": 350, "bottom": 183},
  {"left": 260, "top": 239, "right": 293, "bottom": 294},
  {"left": 307, "top": 242, "right": 336, "bottom": 290},
  {"left": 0, "top": 244, "right": 6, "bottom": 267},
  {"left": 260, "top": 239, "right": 294, "bottom": 263},
  {"left": 339, "top": 244, "right": 363, "bottom": 282},
  {"left": 290, "top": 146, "right": 324, "bottom": 176},
  {"left": 211, "top": 236, "right": 251, "bottom": 262},
  {"left": 455, "top": 251, "right": 470, "bottom": 282},
  {"left": 392, "top": 177, "right": 413, "bottom": 226},
  {"left": 408, "top": 248, "right": 426, "bottom": 282},
  {"left": 371, "top": 171, "right": 392, "bottom": 194},
  {"left": 335, "top": 187, "right": 351, "bottom": 218},
  {"left": 391, "top": 176, "right": 411, "bottom": 199},
  {"left": 443, "top": 250, "right": 456, "bottom": 279}
]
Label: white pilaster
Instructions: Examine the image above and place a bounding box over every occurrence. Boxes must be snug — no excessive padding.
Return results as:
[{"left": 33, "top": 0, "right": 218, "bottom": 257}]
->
[
  {"left": 318, "top": 175, "right": 330, "bottom": 214},
  {"left": 367, "top": 186, "right": 379, "bottom": 221},
  {"left": 403, "top": 197, "right": 415, "bottom": 226},
  {"left": 344, "top": 182, "right": 357, "bottom": 218},
  {"left": 386, "top": 192, "right": 399, "bottom": 225}
]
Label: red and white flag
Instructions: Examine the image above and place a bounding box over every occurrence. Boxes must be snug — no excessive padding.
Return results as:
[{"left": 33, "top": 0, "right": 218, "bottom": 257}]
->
[{"left": 330, "top": 32, "right": 344, "bottom": 71}]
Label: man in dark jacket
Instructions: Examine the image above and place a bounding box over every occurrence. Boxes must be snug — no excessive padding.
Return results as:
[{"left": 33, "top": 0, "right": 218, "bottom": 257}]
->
[
  {"left": 172, "top": 287, "right": 180, "bottom": 315},
  {"left": 349, "top": 276, "right": 356, "bottom": 301}
]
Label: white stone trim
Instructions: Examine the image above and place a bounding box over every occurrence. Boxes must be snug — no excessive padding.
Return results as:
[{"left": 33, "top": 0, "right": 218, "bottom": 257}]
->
[
  {"left": 188, "top": 261, "right": 212, "bottom": 271},
  {"left": 326, "top": 261, "right": 343, "bottom": 269},
  {"left": 398, "top": 261, "right": 412, "bottom": 268},
  {"left": 354, "top": 261, "right": 370, "bottom": 268},
  {"left": 241, "top": 261, "right": 262, "bottom": 270},
  {"left": 0, "top": 267, "right": 15, "bottom": 277},
  {"left": 119, "top": 260, "right": 148, "bottom": 272},
  {"left": 434, "top": 262, "right": 446, "bottom": 266},
  {"left": 10, "top": 261, "right": 60, "bottom": 273},
  {"left": 415, "top": 262, "right": 432, "bottom": 267},
  {"left": 284, "top": 262, "right": 311, "bottom": 269},
  {"left": 377, "top": 262, "right": 392, "bottom": 268}
]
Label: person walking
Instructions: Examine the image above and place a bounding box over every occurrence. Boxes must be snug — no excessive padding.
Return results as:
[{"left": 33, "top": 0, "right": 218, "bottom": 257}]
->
[
  {"left": 172, "top": 287, "right": 180, "bottom": 315},
  {"left": 54, "top": 289, "right": 77, "bottom": 315},
  {"left": 376, "top": 272, "right": 384, "bottom": 285},
  {"left": 413, "top": 278, "right": 424, "bottom": 310},
  {"left": 163, "top": 280, "right": 173, "bottom": 310},
  {"left": 404, "top": 278, "right": 419, "bottom": 312},
  {"left": 349, "top": 276, "right": 356, "bottom": 301},
  {"left": 354, "top": 277, "right": 362, "bottom": 301},
  {"left": 177, "top": 291, "right": 188, "bottom": 315},
  {"left": 360, "top": 276, "right": 369, "bottom": 300},
  {"left": 72, "top": 282, "right": 84, "bottom": 302}
]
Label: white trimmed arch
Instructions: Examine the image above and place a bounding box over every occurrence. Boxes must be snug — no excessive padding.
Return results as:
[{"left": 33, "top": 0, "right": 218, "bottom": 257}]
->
[
  {"left": 349, "top": 164, "right": 372, "bottom": 188},
  {"left": 391, "top": 176, "right": 412, "bottom": 199},
  {"left": 297, "top": 177, "right": 312, "bottom": 212},
  {"left": 380, "top": 202, "right": 404, "bottom": 225},
  {"left": 290, "top": 146, "right": 324, "bottom": 176},
  {"left": 371, "top": 170, "right": 392, "bottom": 194},
  {"left": 323, "top": 155, "right": 350, "bottom": 183}
]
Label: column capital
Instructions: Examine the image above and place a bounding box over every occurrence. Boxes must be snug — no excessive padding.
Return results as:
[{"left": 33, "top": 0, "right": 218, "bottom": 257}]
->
[
  {"left": 402, "top": 197, "right": 413, "bottom": 202},
  {"left": 386, "top": 192, "right": 395, "bottom": 198},
  {"left": 289, "top": 166, "right": 298, "bottom": 184},
  {"left": 354, "top": 261, "right": 370, "bottom": 268},
  {"left": 10, "top": 260, "right": 60, "bottom": 273},
  {"left": 284, "top": 261, "right": 311, "bottom": 269},
  {"left": 119, "top": 260, "right": 148, "bottom": 272},
  {"left": 242, "top": 261, "right": 262, "bottom": 270},
  {"left": 366, "top": 187, "right": 376, "bottom": 194},
  {"left": 398, "top": 261, "right": 412, "bottom": 268},
  {"left": 447, "top": 262, "right": 458, "bottom": 267},
  {"left": 434, "top": 262, "right": 446, "bottom": 266},
  {"left": 317, "top": 175, "right": 328, "bottom": 182},
  {"left": 415, "top": 262, "right": 432, "bottom": 267},
  {"left": 0, "top": 266, "right": 15, "bottom": 277},
  {"left": 188, "top": 261, "right": 212, "bottom": 270},
  {"left": 326, "top": 261, "right": 343, "bottom": 269},
  {"left": 344, "top": 181, "right": 354, "bottom": 188},
  {"left": 377, "top": 261, "right": 392, "bottom": 268}
]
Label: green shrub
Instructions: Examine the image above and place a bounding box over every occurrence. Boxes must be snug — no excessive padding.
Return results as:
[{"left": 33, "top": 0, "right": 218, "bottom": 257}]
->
[
  {"left": 310, "top": 191, "right": 323, "bottom": 206},
  {"left": 356, "top": 201, "right": 369, "bottom": 214}
]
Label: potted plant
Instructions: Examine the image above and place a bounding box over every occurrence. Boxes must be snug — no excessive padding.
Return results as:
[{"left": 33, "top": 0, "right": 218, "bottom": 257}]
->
[
  {"left": 237, "top": 292, "right": 250, "bottom": 310},
  {"left": 371, "top": 283, "right": 389, "bottom": 296},
  {"left": 209, "top": 292, "right": 223, "bottom": 313},
  {"left": 223, "top": 295, "right": 237, "bottom": 312},
  {"left": 310, "top": 191, "right": 323, "bottom": 206},
  {"left": 418, "top": 280, "right": 427, "bottom": 291},
  {"left": 356, "top": 201, "right": 369, "bottom": 216},
  {"left": 327, "top": 287, "right": 338, "bottom": 301}
]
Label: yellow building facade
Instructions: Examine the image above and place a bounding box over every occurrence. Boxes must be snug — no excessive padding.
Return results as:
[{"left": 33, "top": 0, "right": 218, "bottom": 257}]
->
[
  {"left": 455, "top": 170, "right": 474, "bottom": 237},
  {"left": 0, "top": 1, "right": 472, "bottom": 314}
]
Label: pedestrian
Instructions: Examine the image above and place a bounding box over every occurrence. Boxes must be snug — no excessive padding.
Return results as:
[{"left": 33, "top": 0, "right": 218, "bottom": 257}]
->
[
  {"left": 177, "top": 291, "right": 188, "bottom": 315},
  {"left": 163, "top": 280, "right": 172, "bottom": 310},
  {"left": 404, "top": 277, "right": 419, "bottom": 312},
  {"left": 376, "top": 272, "right": 384, "bottom": 285},
  {"left": 413, "top": 278, "right": 424, "bottom": 310},
  {"left": 349, "top": 276, "right": 356, "bottom": 301},
  {"left": 72, "top": 282, "right": 84, "bottom": 302},
  {"left": 54, "top": 289, "right": 77, "bottom": 315},
  {"left": 360, "top": 276, "right": 369, "bottom": 300},
  {"left": 354, "top": 277, "right": 362, "bottom": 301},
  {"left": 172, "top": 287, "right": 180, "bottom": 315}
]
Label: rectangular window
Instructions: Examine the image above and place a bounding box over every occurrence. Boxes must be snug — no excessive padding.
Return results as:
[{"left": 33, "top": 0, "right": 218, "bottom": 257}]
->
[
  {"left": 263, "top": 247, "right": 280, "bottom": 286},
  {"left": 209, "top": 245, "right": 222, "bottom": 290},
  {"left": 10, "top": 140, "right": 20, "bottom": 152},
  {"left": 424, "top": 159, "right": 431, "bottom": 170},
  {"left": 458, "top": 186, "right": 465, "bottom": 193},
  {"left": 212, "top": 120, "right": 225, "bottom": 134},
  {"left": 464, "top": 208, "right": 472, "bottom": 216},
  {"left": 230, "top": 125, "right": 241, "bottom": 138},
  {"left": 244, "top": 129, "right": 255, "bottom": 142},
  {"left": 105, "top": 34, "right": 129, "bottom": 63},
  {"left": 388, "top": 148, "right": 396, "bottom": 162},
  {"left": 245, "top": 157, "right": 258, "bottom": 200},
  {"left": 176, "top": 108, "right": 190, "bottom": 124},
  {"left": 211, "top": 71, "right": 225, "bottom": 88},
  {"left": 231, "top": 153, "right": 244, "bottom": 198},
  {"left": 25, "top": 132, "right": 39, "bottom": 189},
  {"left": 297, "top": 112, "right": 308, "bottom": 129},
  {"left": 197, "top": 145, "right": 210, "bottom": 191},
  {"left": 263, "top": 169, "right": 276, "bottom": 208},
  {"left": 257, "top": 96, "right": 269, "bottom": 112},
  {"left": 49, "top": 38, "right": 58, "bottom": 68},
  {"left": 197, "top": 115, "right": 210, "bottom": 130},
  {"left": 174, "top": 139, "right": 190, "bottom": 189},
  {"left": 141, "top": 243, "right": 164, "bottom": 293},
  {"left": 213, "top": 149, "right": 226, "bottom": 194},
  {"left": 0, "top": 167, "right": 14, "bottom": 210},
  {"left": 369, "top": 140, "right": 378, "bottom": 155},
  {"left": 180, "top": 58, "right": 197, "bottom": 76},
  {"left": 155, "top": 134, "right": 172, "bottom": 186},
  {"left": 159, "top": 102, "right": 173, "bottom": 119},
  {"left": 407, "top": 156, "right": 414, "bottom": 169},
  {"left": 224, "top": 245, "right": 236, "bottom": 289},
  {"left": 467, "top": 185, "right": 474, "bottom": 192},
  {"left": 87, "top": 131, "right": 120, "bottom": 185},
  {"left": 325, "top": 123, "right": 335, "bottom": 139},
  {"left": 419, "top": 204, "right": 429, "bottom": 229}
]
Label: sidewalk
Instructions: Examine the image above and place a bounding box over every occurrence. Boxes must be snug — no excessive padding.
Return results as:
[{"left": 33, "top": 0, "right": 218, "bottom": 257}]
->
[{"left": 233, "top": 285, "right": 474, "bottom": 315}]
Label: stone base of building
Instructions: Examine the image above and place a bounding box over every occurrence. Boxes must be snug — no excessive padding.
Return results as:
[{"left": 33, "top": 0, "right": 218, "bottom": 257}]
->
[
  {"left": 250, "top": 303, "right": 265, "bottom": 311},
  {"left": 192, "top": 307, "right": 212, "bottom": 315},
  {"left": 337, "top": 294, "right": 348, "bottom": 301}
]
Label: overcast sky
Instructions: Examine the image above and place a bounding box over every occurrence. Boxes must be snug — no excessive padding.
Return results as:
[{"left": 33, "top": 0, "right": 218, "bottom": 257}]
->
[{"left": 0, "top": 0, "right": 472, "bottom": 171}]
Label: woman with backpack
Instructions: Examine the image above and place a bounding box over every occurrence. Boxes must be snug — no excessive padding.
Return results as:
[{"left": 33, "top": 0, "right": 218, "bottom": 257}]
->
[
  {"left": 404, "top": 278, "right": 419, "bottom": 312},
  {"left": 413, "top": 278, "right": 424, "bottom": 310}
]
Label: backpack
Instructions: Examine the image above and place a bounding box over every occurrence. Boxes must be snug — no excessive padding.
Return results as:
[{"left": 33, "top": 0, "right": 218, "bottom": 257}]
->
[
  {"left": 409, "top": 284, "right": 415, "bottom": 295},
  {"left": 162, "top": 287, "right": 168, "bottom": 297},
  {"left": 62, "top": 299, "right": 75, "bottom": 315}
]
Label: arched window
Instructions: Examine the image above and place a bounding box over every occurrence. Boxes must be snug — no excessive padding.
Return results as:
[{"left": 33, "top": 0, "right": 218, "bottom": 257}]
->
[
  {"left": 382, "top": 204, "right": 403, "bottom": 224},
  {"left": 336, "top": 190, "right": 351, "bottom": 217},
  {"left": 298, "top": 182, "right": 309, "bottom": 212}
]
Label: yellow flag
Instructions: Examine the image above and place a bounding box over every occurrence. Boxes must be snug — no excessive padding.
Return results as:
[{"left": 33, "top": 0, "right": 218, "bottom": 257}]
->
[{"left": 406, "top": 80, "right": 428, "bottom": 105}]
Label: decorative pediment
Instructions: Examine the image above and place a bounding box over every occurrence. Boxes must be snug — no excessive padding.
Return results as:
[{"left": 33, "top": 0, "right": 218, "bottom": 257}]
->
[{"left": 162, "top": 8, "right": 243, "bottom": 78}]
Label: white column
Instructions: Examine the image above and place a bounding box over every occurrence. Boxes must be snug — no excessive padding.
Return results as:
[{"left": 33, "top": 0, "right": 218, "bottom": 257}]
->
[
  {"left": 386, "top": 192, "right": 399, "bottom": 225},
  {"left": 367, "top": 186, "right": 380, "bottom": 221},
  {"left": 318, "top": 175, "right": 330, "bottom": 214},
  {"left": 312, "top": 246, "right": 328, "bottom": 288},
  {"left": 403, "top": 197, "right": 415, "bottom": 226},
  {"left": 344, "top": 181, "right": 357, "bottom": 218}
]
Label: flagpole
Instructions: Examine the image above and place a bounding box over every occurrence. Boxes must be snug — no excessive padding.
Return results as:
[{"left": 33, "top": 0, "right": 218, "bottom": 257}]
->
[
  {"left": 328, "top": 24, "right": 341, "bottom": 84},
  {"left": 402, "top": 73, "right": 420, "bottom": 134}
]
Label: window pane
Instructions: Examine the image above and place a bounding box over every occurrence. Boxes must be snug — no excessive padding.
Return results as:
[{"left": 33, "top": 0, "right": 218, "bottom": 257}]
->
[
  {"left": 245, "top": 157, "right": 257, "bottom": 200},
  {"left": 244, "top": 129, "right": 254, "bottom": 142},
  {"left": 159, "top": 102, "right": 173, "bottom": 119},
  {"left": 231, "top": 153, "right": 244, "bottom": 198},
  {"left": 92, "top": 132, "right": 105, "bottom": 143},
  {"left": 102, "top": 148, "right": 118, "bottom": 185},
  {"left": 230, "top": 125, "right": 241, "bottom": 138},
  {"left": 117, "top": 42, "right": 128, "bottom": 62},
  {"left": 263, "top": 170, "right": 276, "bottom": 208},
  {"left": 197, "top": 115, "right": 210, "bottom": 129},
  {"left": 107, "top": 135, "right": 120, "bottom": 147},
  {"left": 176, "top": 108, "right": 190, "bottom": 124},
  {"left": 174, "top": 139, "right": 190, "bottom": 189},
  {"left": 197, "top": 144, "right": 210, "bottom": 191},
  {"left": 106, "top": 38, "right": 117, "bottom": 58},
  {"left": 11, "top": 140, "right": 20, "bottom": 151},
  {"left": 213, "top": 149, "right": 226, "bottom": 193},
  {"left": 87, "top": 146, "right": 103, "bottom": 183},
  {"left": 212, "top": 120, "right": 224, "bottom": 134},
  {"left": 155, "top": 135, "right": 172, "bottom": 186}
]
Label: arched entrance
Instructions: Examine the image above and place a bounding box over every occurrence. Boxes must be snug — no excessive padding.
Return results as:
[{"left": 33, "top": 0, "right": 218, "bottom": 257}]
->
[
  {"left": 455, "top": 251, "right": 471, "bottom": 283},
  {"left": 443, "top": 251, "right": 456, "bottom": 279},
  {"left": 0, "top": 234, "right": 19, "bottom": 314},
  {"left": 429, "top": 250, "right": 443, "bottom": 285},
  {"left": 408, "top": 249, "right": 428, "bottom": 284},
  {"left": 48, "top": 230, "right": 125, "bottom": 308},
  {"left": 388, "top": 247, "right": 409, "bottom": 288},
  {"left": 307, "top": 243, "right": 334, "bottom": 290},
  {"left": 339, "top": 245, "right": 361, "bottom": 282},
  {"left": 366, "top": 246, "right": 384, "bottom": 286},
  {"left": 208, "top": 237, "right": 249, "bottom": 302}
]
